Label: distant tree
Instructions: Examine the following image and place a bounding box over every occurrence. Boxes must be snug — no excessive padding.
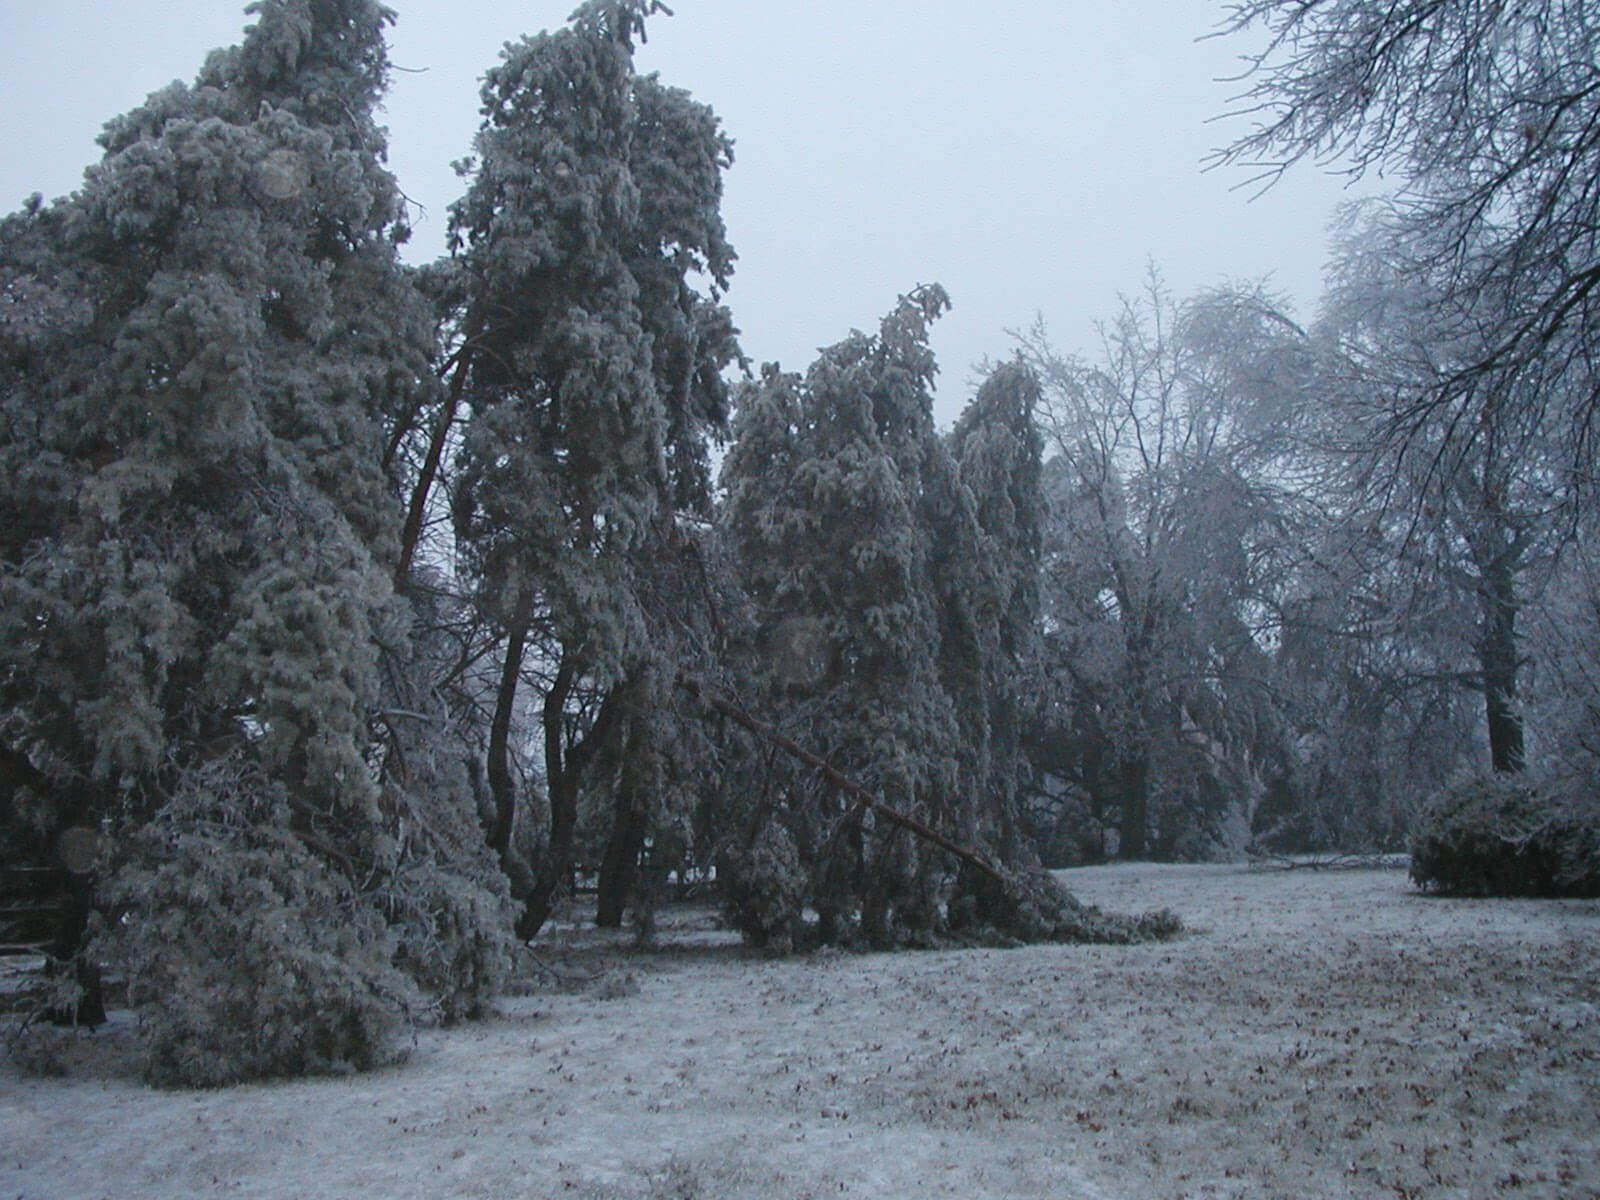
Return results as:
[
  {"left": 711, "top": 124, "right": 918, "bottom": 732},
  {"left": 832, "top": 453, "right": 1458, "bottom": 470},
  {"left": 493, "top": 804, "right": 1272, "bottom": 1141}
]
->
[
  {"left": 437, "top": 0, "right": 738, "bottom": 938},
  {"left": 1526, "top": 527, "right": 1600, "bottom": 793},
  {"left": 1264, "top": 511, "right": 1482, "bottom": 853},
  {"left": 1020, "top": 272, "right": 1311, "bottom": 859},
  {"left": 1315, "top": 203, "right": 1573, "bottom": 774},
  {"left": 0, "top": 0, "right": 510, "bottom": 1080},
  {"left": 1214, "top": 0, "right": 1600, "bottom": 498}
]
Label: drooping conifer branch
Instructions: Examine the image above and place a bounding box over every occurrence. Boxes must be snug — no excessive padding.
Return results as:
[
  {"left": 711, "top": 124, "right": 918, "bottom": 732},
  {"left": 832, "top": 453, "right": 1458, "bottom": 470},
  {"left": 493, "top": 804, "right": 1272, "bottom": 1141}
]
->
[{"left": 677, "top": 675, "right": 1008, "bottom": 887}]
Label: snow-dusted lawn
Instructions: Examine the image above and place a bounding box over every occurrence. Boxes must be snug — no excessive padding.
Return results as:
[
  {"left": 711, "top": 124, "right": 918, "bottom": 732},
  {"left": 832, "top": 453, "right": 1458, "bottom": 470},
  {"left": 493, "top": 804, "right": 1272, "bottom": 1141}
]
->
[{"left": 5, "top": 863, "right": 1599, "bottom": 1199}]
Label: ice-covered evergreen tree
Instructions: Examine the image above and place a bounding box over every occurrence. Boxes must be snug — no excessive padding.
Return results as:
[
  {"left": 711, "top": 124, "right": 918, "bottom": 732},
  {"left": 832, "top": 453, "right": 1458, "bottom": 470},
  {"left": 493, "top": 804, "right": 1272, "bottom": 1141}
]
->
[
  {"left": 439, "top": 0, "right": 738, "bottom": 938},
  {"left": 0, "top": 0, "right": 510, "bottom": 1082},
  {"left": 723, "top": 287, "right": 1034, "bottom": 946},
  {"left": 943, "top": 363, "right": 1045, "bottom": 868}
]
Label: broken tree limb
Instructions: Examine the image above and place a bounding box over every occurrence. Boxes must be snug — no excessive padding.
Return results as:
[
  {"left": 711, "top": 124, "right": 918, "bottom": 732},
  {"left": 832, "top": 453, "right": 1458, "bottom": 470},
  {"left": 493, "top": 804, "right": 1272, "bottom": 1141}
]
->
[
  {"left": 678, "top": 675, "right": 1009, "bottom": 887},
  {"left": 679, "top": 674, "right": 1182, "bottom": 947}
]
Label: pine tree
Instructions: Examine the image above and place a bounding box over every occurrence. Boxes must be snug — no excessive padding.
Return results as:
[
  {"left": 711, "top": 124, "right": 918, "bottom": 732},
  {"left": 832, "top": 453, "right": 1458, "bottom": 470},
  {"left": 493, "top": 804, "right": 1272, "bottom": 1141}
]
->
[
  {"left": 439, "top": 0, "right": 738, "bottom": 938},
  {"left": 721, "top": 287, "right": 972, "bottom": 946},
  {"left": 0, "top": 0, "right": 509, "bottom": 1082}
]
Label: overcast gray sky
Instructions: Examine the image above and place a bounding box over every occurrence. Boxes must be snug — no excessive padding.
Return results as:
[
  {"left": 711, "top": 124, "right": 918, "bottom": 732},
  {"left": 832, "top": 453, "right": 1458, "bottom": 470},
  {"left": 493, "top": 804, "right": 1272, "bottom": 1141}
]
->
[{"left": 0, "top": 0, "right": 1355, "bottom": 426}]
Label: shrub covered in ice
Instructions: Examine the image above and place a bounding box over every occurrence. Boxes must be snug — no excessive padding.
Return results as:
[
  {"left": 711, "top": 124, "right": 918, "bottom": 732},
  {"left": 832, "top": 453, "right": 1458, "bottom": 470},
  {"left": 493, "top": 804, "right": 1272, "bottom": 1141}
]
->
[
  {"left": 1410, "top": 773, "right": 1600, "bottom": 898},
  {"left": 101, "top": 767, "right": 420, "bottom": 1088},
  {"left": 717, "top": 820, "right": 807, "bottom": 954}
]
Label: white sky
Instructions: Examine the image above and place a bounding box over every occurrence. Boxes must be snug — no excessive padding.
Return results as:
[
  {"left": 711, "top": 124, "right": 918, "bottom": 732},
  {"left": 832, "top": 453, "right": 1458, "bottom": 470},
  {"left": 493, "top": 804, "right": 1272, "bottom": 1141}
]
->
[{"left": 0, "top": 0, "right": 1357, "bottom": 426}]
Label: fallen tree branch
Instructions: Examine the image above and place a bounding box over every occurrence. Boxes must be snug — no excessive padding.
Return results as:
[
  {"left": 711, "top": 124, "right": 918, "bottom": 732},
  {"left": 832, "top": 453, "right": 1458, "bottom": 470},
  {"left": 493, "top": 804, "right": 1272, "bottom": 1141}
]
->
[
  {"left": 679, "top": 675, "right": 1009, "bottom": 887},
  {"left": 678, "top": 675, "right": 1182, "bottom": 946},
  {"left": 1247, "top": 850, "right": 1408, "bottom": 871}
]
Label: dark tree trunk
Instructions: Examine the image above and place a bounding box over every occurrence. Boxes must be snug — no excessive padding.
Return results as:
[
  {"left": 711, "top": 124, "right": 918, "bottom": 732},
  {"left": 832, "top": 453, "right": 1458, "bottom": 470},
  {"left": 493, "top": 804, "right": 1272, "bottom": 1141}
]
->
[
  {"left": 1479, "top": 560, "right": 1525, "bottom": 773},
  {"left": 485, "top": 616, "right": 529, "bottom": 860},
  {"left": 595, "top": 766, "right": 647, "bottom": 928},
  {"left": 520, "top": 665, "right": 627, "bottom": 940},
  {"left": 395, "top": 354, "right": 470, "bottom": 587},
  {"left": 1115, "top": 583, "right": 1158, "bottom": 862},
  {"left": 521, "top": 659, "right": 576, "bottom": 940},
  {"left": 1118, "top": 753, "right": 1150, "bottom": 860}
]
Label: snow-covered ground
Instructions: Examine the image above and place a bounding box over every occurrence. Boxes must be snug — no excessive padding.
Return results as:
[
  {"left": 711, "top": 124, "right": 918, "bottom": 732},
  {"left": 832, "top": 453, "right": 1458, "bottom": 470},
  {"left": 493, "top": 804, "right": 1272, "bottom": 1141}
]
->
[{"left": 5, "top": 863, "right": 1598, "bottom": 1199}]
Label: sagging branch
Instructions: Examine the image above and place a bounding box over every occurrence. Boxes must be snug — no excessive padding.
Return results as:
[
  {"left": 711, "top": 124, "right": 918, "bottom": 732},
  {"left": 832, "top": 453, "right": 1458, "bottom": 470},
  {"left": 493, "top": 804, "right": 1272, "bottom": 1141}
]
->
[{"left": 678, "top": 675, "right": 1008, "bottom": 888}]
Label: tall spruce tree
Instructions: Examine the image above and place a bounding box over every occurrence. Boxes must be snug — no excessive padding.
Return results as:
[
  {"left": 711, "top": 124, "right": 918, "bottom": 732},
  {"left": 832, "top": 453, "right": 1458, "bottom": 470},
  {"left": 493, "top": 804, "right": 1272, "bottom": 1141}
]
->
[
  {"left": 440, "top": 0, "right": 737, "bottom": 938},
  {"left": 0, "top": 0, "right": 510, "bottom": 1083}
]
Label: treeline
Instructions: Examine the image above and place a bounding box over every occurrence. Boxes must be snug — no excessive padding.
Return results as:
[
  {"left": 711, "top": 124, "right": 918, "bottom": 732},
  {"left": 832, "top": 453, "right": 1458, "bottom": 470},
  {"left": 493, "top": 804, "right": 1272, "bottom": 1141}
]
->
[{"left": 3, "top": 0, "right": 1599, "bottom": 1084}]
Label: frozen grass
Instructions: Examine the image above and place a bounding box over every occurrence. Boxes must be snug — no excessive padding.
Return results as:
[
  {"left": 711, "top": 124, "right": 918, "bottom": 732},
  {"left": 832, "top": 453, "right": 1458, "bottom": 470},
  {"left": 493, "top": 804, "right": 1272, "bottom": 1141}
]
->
[{"left": 4, "top": 863, "right": 1599, "bottom": 1199}]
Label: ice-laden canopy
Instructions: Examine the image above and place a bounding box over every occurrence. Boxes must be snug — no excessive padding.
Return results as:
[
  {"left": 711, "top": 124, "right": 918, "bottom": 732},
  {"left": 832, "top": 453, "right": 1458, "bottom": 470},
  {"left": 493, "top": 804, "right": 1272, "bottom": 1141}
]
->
[
  {"left": 0, "top": 0, "right": 511, "bottom": 1084},
  {"left": 447, "top": 0, "right": 738, "bottom": 650},
  {"left": 718, "top": 289, "right": 1180, "bottom": 949},
  {"left": 439, "top": 0, "right": 739, "bottom": 939}
]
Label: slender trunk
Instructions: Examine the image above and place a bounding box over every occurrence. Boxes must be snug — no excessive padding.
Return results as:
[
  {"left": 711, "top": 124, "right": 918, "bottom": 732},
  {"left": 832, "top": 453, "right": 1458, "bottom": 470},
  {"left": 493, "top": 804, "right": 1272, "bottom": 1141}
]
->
[
  {"left": 1479, "top": 559, "right": 1525, "bottom": 773},
  {"left": 521, "top": 660, "right": 576, "bottom": 939},
  {"left": 1118, "top": 633, "right": 1155, "bottom": 861},
  {"left": 395, "top": 355, "right": 470, "bottom": 587},
  {"left": 520, "top": 667, "right": 628, "bottom": 940},
  {"left": 383, "top": 396, "right": 423, "bottom": 473},
  {"left": 1112, "top": 569, "right": 1159, "bottom": 861},
  {"left": 595, "top": 756, "right": 647, "bottom": 928},
  {"left": 486, "top": 616, "right": 529, "bottom": 859}
]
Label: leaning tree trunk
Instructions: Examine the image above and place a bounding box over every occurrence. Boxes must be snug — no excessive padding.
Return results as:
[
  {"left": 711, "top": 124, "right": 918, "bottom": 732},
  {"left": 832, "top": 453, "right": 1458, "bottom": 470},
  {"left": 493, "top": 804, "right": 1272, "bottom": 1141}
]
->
[{"left": 394, "top": 357, "right": 469, "bottom": 586}]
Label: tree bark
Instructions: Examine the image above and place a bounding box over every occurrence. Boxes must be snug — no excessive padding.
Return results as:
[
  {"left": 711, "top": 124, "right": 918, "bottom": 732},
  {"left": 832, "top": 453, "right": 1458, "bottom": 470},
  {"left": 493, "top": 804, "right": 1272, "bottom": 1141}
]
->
[
  {"left": 1479, "top": 558, "right": 1526, "bottom": 773},
  {"left": 1117, "top": 752, "right": 1150, "bottom": 860},
  {"left": 520, "top": 665, "right": 628, "bottom": 940},
  {"left": 486, "top": 615, "right": 529, "bottom": 860},
  {"left": 595, "top": 758, "right": 647, "bottom": 928}
]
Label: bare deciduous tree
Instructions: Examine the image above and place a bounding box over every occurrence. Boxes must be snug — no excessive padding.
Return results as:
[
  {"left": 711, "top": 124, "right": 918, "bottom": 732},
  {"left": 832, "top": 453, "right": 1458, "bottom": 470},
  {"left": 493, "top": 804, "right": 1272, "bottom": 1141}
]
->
[
  {"left": 1213, "top": 0, "right": 1600, "bottom": 486},
  {"left": 1020, "top": 269, "right": 1312, "bottom": 858}
]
